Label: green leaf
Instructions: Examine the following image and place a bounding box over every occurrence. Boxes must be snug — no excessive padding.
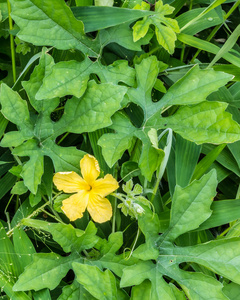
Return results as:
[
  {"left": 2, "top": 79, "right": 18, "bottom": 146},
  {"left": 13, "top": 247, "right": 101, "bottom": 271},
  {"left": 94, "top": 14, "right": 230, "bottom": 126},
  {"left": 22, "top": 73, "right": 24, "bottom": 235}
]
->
[
  {"left": 0, "top": 84, "right": 34, "bottom": 145},
  {"left": 99, "top": 22, "right": 153, "bottom": 51},
  {"left": 99, "top": 57, "right": 239, "bottom": 180},
  {"left": 55, "top": 80, "right": 127, "bottom": 135},
  {"left": 13, "top": 227, "right": 36, "bottom": 270},
  {"left": 72, "top": 263, "right": 118, "bottom": 300},
  {"left": 58, "top": 279, "right": 95, "bottom": 300},
  {"left": 158, "top": 64, "right": 233, "bottom": 108},
  {"left": 208, "top": 24, "right": 240, "bottom": 68},
  {"left": 0, "top": 112, "right": 8, "bottom": 139},
  {"left": 175, "top": 134, "right": 201, "bottom": 187},
  {"left": 0, "top": 50, "right": 127, "bottom": 192},
  {"left": 178, "top": 33, "right": 240, "bottom": 68},
  {"left": 13, "top": 252, "right": 81, "bottom": 291},
  {"left": 180, "top": 0, "right": 226, "bottom": 32},
  {"left": 198, "top": 199, "right": 240, "bottom": 231},
  {"left": 223, "top": 282, "right": 240, "bottom": 300},
  {"left": 121, "top": 262, "right": 178, "bottom": 299},
  {"left": 95, "top": 0, "right": 113, "bottom": 6},
  {"left": 177, "top": 7, "right": 223, "bottom": 35},
  {"left": 133, "top": 205, "right": 160, "bottom": 260},
  {"left": 72, "top": 5, "right": 153, "bottom": 32},
  {"left": 191, "top": 143, "right": 226, "bottom": 181},
  {"left": 133, "top": 0, "right": 180, "bottom": 54},
  {"left": 0, "top": 221, "right": 22, "bottom": 278},
  {"left": 98, "top": 112, "right": 137, "bottom": 167},
  {"left": 10, "top": 0, "right": 99, "bottom": 56},
  {"left": 164, "top": 170, "right": 217, "bottom": 241},
  {"left": 148, "top": 101, "right": 240, "bottom": 144},
  {"left": 96, "top": 232, "right": 137, "bottom": 277},
  {"left": 169, "top": 237, "right": 240, "bottom": 285},
  {"left": 11, "top": 181, "right": 28, "bottom": 195},
  {"left": 159, "top": 265, "right": 228, "bottom": 300},
  {"left": 36, "top": 58, "right": 134, "bottom": 100},
  {"left": 21, "top": 219, "right": 99, "bottom": 253}
]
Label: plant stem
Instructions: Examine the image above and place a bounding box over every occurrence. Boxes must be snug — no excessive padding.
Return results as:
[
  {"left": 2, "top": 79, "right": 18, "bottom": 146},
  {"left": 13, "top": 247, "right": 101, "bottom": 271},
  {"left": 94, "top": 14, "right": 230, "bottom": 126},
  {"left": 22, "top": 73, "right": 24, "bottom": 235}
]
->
[
  {"left": 7, "top": 200, "right": 50, "bottom": 237},
  {"left": 191, "top": 0, "right": 240, "bottom": 63},
  {"left": 7, "top": 0, "right": 17, "bottom": 84}
]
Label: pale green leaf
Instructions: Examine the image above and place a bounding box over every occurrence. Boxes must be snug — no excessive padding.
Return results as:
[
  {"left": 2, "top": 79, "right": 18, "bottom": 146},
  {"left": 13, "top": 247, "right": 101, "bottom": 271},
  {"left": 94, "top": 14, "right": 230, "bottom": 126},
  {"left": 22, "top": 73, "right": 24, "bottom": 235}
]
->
[
  {"left": 1, "top": 51, "right": 126, "bottom": 192},
  {"left": 10, "top": 0, "right": 99, "bottom": 56},
  {"left": 133, "top": 0, "right": 180, "bottom": 54},
  {"left": 72, "top": 263, "right": 118, "bottom": 300},
  {"left": 95, "top": 0, "right": 113, "bottom": 6},
  {"left": 131, "top": 280, "right": 152, "bottom": 300}
]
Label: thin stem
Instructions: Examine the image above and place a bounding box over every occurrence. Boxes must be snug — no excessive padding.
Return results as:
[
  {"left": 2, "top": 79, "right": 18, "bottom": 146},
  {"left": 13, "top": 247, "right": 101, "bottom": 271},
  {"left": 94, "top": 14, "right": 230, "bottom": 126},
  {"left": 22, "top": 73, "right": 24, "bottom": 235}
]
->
[
  {"left": 191, "top": 0, "right": 240, "bottom": 63},
  {"left": 7, "top": 0, "right": 16, "bottom": 83},
  {"left": 7, "top": 200, "right": 50, "bottom": 237},
  {"left": 125, "top": 227, "right": 141, "bottom": 260},
  {"left": 57, "top": 132, "right": 69, "bottom": 145},
  {"left": 111, "top": 197, "right": 117, "bottom": 234},
  {"left": 10, "top": 147, "right": 22, "bottom": 165},
  {"left": 180, "top": 43, "right": 185, "bottom": 63}
]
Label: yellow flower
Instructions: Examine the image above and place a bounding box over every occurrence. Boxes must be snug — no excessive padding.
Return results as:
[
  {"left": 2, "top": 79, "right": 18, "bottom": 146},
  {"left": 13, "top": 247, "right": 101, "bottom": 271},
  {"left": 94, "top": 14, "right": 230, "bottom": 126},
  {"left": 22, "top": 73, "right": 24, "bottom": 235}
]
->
[{"left": 53, "top": 154, "right": 119, "bottom": 223}]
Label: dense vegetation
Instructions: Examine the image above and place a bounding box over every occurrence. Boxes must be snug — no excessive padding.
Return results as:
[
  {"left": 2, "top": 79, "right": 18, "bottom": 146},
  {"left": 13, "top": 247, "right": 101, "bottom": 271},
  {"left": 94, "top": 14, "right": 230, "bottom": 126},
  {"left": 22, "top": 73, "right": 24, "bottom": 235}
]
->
[{"left": 1, "top": 0, "right": 240, "bottom": 299}]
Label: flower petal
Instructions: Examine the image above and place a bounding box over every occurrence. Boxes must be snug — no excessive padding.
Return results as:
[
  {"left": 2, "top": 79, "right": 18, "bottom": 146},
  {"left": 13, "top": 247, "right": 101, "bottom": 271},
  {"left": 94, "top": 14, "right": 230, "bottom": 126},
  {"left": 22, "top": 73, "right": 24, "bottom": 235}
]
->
[
  {"left": 80, "top": 154, "right": 100, "bottom": 185},
  {"left": 92, "top": 174, "right": 119, "bottom": 197},
  {"left": 61, "top": 191, "right": 89, "bottom": 221},
  {"left": 87, "top": 194, "right": 112, "bottom": 223},
  {"left": 53, "top": 171, "right": 89, "bottom": 193}
]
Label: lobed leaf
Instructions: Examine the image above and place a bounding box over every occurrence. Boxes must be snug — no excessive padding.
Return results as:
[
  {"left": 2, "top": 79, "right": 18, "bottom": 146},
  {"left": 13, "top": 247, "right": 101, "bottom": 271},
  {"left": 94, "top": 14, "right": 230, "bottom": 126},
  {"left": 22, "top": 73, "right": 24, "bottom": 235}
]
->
[
  {"left": 13, "top": 252, "right": 81, "bottom": 291},
  {"left": 72, "top": 263, "right": 118, "bottom": 300},
  {"left": 147, "top": 101, "right": 240, "bottom": 145},
  {"left": 164, "top": 170, "right": 217, "bottom": 241},
  {"left": 10, "top": 0, "right": 99, "bottom": 56}
]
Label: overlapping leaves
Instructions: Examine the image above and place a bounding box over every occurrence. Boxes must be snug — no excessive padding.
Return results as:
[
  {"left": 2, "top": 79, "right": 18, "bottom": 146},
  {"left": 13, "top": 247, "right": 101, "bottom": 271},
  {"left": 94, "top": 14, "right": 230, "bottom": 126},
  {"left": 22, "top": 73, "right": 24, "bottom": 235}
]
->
[
  {"left": 121, "top": 170, "right": 240, "bottom": 299},
  {"left": 98, "top": 56, "right": 240, "bottom": 180},
  {"left": 0, "top": 50, "right": 128, "bottom": 193}
]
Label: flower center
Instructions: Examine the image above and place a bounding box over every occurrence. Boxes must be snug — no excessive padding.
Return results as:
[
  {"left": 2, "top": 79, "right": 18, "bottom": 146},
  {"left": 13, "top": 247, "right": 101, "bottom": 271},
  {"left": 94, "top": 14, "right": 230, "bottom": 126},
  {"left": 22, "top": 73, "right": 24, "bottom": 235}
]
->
[{"left": 86, "top": 184, "right": 93, "bottom": 191}]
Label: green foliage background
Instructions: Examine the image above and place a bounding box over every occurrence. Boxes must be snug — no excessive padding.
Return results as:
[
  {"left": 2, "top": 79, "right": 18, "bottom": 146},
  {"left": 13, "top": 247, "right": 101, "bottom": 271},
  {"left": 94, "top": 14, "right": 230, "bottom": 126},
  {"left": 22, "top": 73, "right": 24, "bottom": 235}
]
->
[{"left": 0, "top": 0, "right": 240, "bottom": 299}]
